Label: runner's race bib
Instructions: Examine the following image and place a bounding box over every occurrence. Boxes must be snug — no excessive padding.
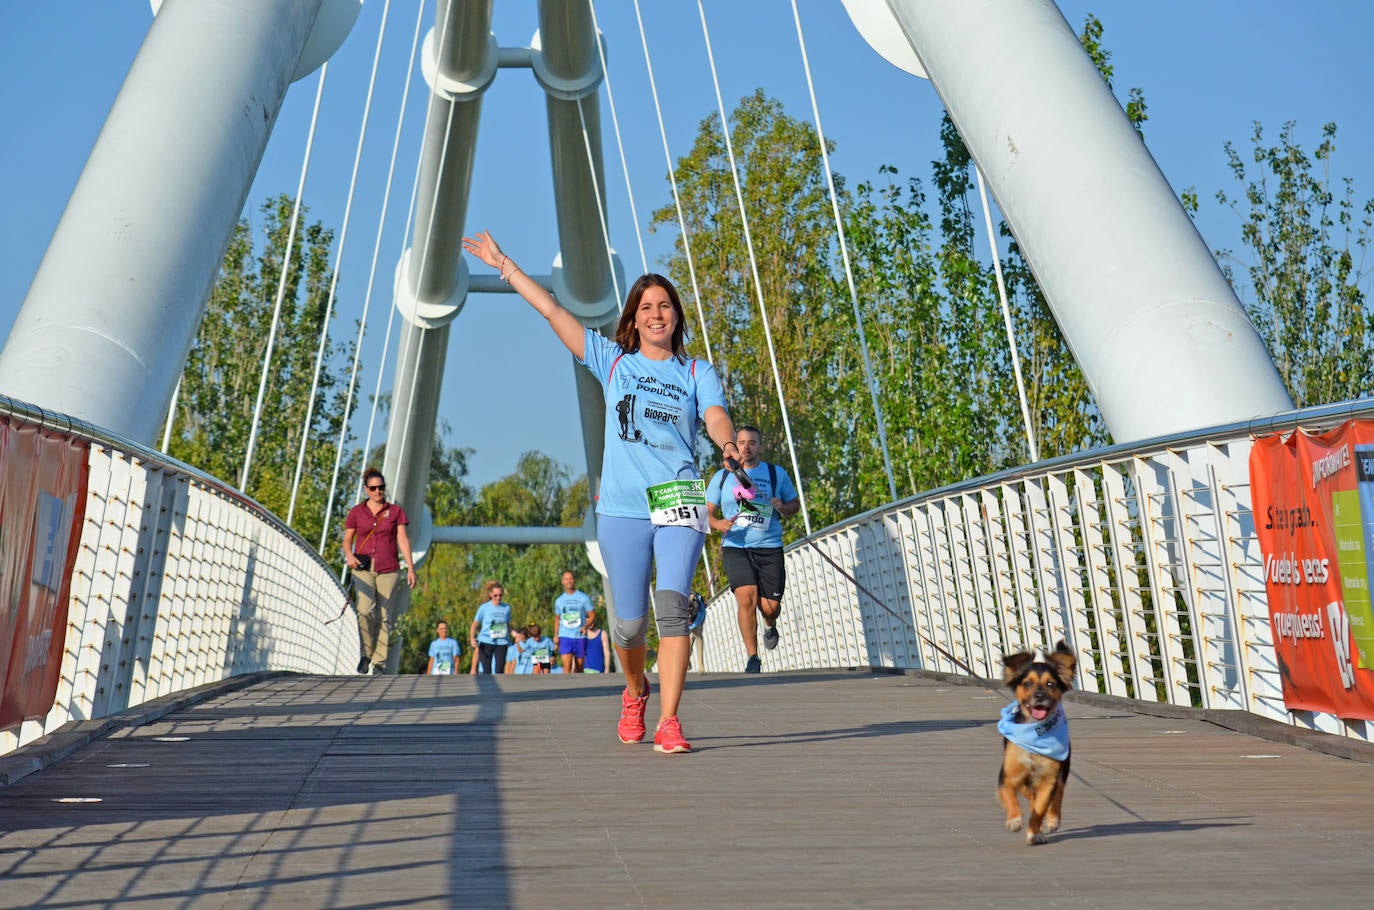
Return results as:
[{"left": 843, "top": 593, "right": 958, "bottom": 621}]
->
[
  {"left": 561, "top": 610, "right": 582, "bottom": 630},
  {"left": 732, "top": 498, "right": 774, "bottom": 530},
  {"left": 647, "top": 479, "right": 709, "bottom": 532},
  {"left": 433, "top": 659, "right": 452, "bottom": 675},
  {"left": 486, "top": 622, "right": 508, "bottom": 641}
]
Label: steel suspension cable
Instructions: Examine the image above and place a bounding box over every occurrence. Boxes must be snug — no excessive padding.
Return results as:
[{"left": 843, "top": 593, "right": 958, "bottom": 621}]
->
[
  {"left": 585, "top": 0, "right": 647, "bottom": 275},
  {"left": 240, "top": 63, "right": 329, "bottom": 491},
  {"left": 789, "top": 0, "right": 898, "bottom": 502},
  {"left": 976, "top": 166, "right": 1039, "bottom": 462},
  {"left": 696, "top": 1, "right": 811, "bottom": 534},
  {"left": 160, "top": 376, "right": 180, "bottom": 453},
  {"left": 631, "top": 0, "right": 712, "bottom": 363},
  {"left": 318, "top": 0, "right": 427, "bottom": 554},
  {"left": 289, "top": 0, "right": 394, "bottom": 526}
]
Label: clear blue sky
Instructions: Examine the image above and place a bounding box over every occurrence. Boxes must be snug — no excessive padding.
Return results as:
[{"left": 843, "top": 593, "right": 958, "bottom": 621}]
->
[{"left": 3, "top": 2, "right": 1373, "bottom": 491}]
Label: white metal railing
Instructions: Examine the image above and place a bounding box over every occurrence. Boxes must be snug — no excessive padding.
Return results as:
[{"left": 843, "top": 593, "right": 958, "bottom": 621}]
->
[
  {"left": 12, "top": 390, "right": 1374, "bottom": 757},
  {"left": 0, "top": 396, "right": 358, "bottom": 757},
  {"left": 701, "top": 399, "right": 1374, "bottom": 745}
]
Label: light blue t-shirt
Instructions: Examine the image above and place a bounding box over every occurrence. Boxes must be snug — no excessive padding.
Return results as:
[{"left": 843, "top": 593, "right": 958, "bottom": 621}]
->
[
  {"left": 513, "top": 639, "right": 534, "bottom": 674},
  {"left": 554, "top": 590, "right": 594, "bottom": 639},
  {"left": 578, "top": 329, "right": 728, "bottom": 518},
  {"left": 707, "top": 462, "right": 799, "bottom": 549},
  {"left": 527, "top": 636, "right": 555, "bottom": 666},
  {"left": 428, "top": 637, "right": 460, "bottom": 674},
  {"left": 473, "top": 602, "right": 512, "bottom": 645}
]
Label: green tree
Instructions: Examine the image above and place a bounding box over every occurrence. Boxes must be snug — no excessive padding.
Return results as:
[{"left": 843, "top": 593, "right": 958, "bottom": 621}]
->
[
  {"left": 651, "top": 90, "right": 849, "bottom": 528},
  {"left": 650, "top": 18, "right": 1137, "bottom": 530},
  {"left": 396, "top": 451, "right": 598, "bottom": 673},
  {"left": 1212, "top": 121, "right": 1374, "bottom": 406},
  {"left": 165, "top": 194, "right": 359, "bottom": 547}
]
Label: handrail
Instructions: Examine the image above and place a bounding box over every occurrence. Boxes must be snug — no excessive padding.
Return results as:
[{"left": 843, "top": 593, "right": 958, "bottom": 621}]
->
[
  {"left": 701, "top": 396, "right": 1374, "bottom": 746},
  {"left": 0, "top": 393, "right": 357, "bottom": 757},
  {"left": 0, "top": 391, "right": 341, "bottom": 581}
]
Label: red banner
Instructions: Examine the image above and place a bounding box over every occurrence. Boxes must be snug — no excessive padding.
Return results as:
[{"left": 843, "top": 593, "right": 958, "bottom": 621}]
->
[
  {"left": 0, "top": 420, "right": 90, "bottom": 731},
  {"left": 1250, "top": 420, "right": 1374, "bottom": 719}
]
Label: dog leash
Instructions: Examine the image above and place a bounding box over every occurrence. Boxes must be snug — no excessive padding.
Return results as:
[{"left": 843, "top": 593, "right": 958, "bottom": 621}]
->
[
  {"left": 323, "top": 596, "right": 353, "bottom": 626},
  {"left": 796, "top": 536, "right": 1150, "bottom": 822},
  {"left": 794, "top": 534, "right": 998, "bottom": 689}
]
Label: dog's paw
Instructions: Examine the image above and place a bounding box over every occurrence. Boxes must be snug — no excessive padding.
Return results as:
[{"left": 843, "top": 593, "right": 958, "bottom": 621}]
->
[
  {"left": 1041, "top": 814, "right": 1060, "bottom": 834},
  {"left": 1026, "top": 830, "right": 1048, "bottom": 846},
  {"left": 1005, "top": 816, "right": 1023, "bottom": 832}
]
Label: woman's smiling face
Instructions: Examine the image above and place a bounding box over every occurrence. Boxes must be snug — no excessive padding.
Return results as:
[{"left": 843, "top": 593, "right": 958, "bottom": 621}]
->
[{"left": 635, "top": 286, "right": 677, "bottom": 348}]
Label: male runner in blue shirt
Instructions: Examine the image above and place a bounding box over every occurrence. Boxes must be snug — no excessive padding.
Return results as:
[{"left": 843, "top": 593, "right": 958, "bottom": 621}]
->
[
  {"left": 706, "top": 426, "right": 801, "bottom": 673},
  {"left": 554, "top": 570, "right": 595, "bottom": 673}
]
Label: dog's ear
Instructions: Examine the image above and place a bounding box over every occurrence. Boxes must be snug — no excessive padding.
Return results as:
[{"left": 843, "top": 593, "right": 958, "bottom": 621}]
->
[
  {"left": 1047, "top": 640, "right": 1077, "bottom": 689},
  {"left": 1002, "top": 650, "right": 1034, "bottom": 686}
]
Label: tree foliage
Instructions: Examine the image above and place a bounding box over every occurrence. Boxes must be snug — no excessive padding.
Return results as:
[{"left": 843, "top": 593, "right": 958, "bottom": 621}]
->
[
  {"left": 1212, "top": 121, "right": 1374, "bottom": 406},
  {"left": 651, "top": 90, "right": 844, "bottom": 519},
  {"left": 649, "top": 18, "right": 1134, "bottom": 532},
  {"left": 165, "top": 193, "right": 360, "bottom": 549},
  {"left": 395, "top": 451, "right": 600, "bottom": 674}
]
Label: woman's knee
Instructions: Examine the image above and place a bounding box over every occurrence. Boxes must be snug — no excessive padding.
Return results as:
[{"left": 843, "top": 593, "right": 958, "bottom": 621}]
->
[
  {"left": 613, "top": 613, "right": 649, "bottom": 649},
  {"left": 654, "top": 589, "right": 693, "bottom": 637}
]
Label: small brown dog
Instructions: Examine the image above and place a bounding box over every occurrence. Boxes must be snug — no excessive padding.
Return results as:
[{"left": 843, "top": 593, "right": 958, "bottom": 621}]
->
[{"left": 997, "top": 641, "right": 1076, "bottom": 845}]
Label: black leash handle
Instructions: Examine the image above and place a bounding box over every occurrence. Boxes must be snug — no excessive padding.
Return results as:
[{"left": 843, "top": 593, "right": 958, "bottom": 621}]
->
[{"left": 724, "top": 457, "right": 754, "bottom": 495}]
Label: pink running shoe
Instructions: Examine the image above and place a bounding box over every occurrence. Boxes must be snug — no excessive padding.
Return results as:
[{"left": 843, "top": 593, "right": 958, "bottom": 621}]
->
[
  {"left": 617, "top": 677, "right": 651, "bottom": 743},
  {"left": 653, "top": 715, "right": 691, "bottom": 754}
]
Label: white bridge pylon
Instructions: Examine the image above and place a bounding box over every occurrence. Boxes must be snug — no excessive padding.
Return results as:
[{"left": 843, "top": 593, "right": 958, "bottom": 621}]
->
[
  {"left": 845, "top": 0, "right": 1291, "bottom": 435},
  {"left": 382, "top": 0, "right": 623, "bottom": 584}
]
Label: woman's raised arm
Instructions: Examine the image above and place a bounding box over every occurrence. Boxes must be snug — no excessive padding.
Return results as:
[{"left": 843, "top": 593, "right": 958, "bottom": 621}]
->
[{"left": 462, "top": 230, "right": 586, "bottom": 359}]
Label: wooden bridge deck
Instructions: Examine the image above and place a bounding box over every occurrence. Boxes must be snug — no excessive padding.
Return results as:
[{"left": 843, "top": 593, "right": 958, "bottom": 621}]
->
[{"left": 0, "top": 670, "right": 1370, "bottom": 909}]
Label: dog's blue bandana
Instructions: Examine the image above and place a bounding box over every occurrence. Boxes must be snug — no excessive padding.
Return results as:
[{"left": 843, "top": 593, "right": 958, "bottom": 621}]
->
[{"left": 998, "top": 701, "right": 1070, "bottom": 760}]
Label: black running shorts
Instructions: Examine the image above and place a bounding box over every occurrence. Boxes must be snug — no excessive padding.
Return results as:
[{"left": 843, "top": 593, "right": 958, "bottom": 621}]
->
[{"left": 721, "top": 546, "right": 786, "bottom": 601}]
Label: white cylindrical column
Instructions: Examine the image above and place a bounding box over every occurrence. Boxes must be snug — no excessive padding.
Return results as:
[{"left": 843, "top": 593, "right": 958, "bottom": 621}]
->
[
  {"left": 383, "top": 0, "right": 498, "bottom": 585},
  {"left": 533, "top": 1, "right": 617, "bottom": 309},
  {"left": 873, "top": 0, "right": 1292, "bottom": 440},
  {"left": 0, "top": 0, "right": 333, "bottom": 443}
]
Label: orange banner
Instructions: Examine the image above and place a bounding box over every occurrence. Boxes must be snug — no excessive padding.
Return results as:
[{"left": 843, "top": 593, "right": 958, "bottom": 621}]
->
[
  {"left": 0, "top": 420, "right": 90, "bottom": 732},
  {"left": 1250, "top": 420, "right": 1374, "bottom": 719}
]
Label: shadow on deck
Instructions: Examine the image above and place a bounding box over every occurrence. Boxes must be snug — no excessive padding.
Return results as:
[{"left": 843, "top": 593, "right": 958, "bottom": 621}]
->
[{"left": 0, "top": 670, "right": 1369, "bottom": 909}]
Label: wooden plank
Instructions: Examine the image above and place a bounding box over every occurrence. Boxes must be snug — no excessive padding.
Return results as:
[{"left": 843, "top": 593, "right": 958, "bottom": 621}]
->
[{"left": 0, "top": 672, "right": 1370, "bottom": 908}]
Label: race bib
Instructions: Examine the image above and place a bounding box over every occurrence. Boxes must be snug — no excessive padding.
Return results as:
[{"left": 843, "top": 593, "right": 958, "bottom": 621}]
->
[
  {"left": 647, "top": 479, "right": 709, "bottom": 532},
  {"left": 433, "top": 659, "right": 453, "bottom": 675},
  {"left": 486, "top": 622, "right": 508, "bottom": 640},
  {"left": 732, "top": 498, "right": 774, "bottom": 530},
  {"left": 561, "top": 610, "right": 582, "bottom": 630}
]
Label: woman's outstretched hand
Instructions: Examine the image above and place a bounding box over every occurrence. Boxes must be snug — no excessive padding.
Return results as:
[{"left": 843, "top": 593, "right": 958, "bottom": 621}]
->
[
  {"left": 461, "top": 227, "right": 583, "bottom": 357},
  {"left": 462, "top": 230, "right": 503, "bottom": 270}
]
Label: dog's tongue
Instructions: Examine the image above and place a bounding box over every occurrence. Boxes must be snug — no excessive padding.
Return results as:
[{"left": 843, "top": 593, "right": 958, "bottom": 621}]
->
[{"left": 1030, "top": 705, "right": 1051, "bottom": 721}]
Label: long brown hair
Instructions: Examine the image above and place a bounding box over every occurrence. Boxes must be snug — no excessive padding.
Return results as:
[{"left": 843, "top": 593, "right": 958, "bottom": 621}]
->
[{"left": 614, "top": 273, "right": 688, "bottom": 360}]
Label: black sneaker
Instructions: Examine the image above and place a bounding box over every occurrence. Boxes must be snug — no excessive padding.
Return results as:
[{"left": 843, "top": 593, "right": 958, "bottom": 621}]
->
[
  {"left": 357, "top": 657, "right": 370, "bottom": 674},
  {"left": 371, "top": 663, "right": 387, "bottom": 675},
  {"left": 762, "top": 625, "right": 780, "bottom": 651},
  {"left": 744, "top": 655, "right": 762, "bottom": 674}
]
